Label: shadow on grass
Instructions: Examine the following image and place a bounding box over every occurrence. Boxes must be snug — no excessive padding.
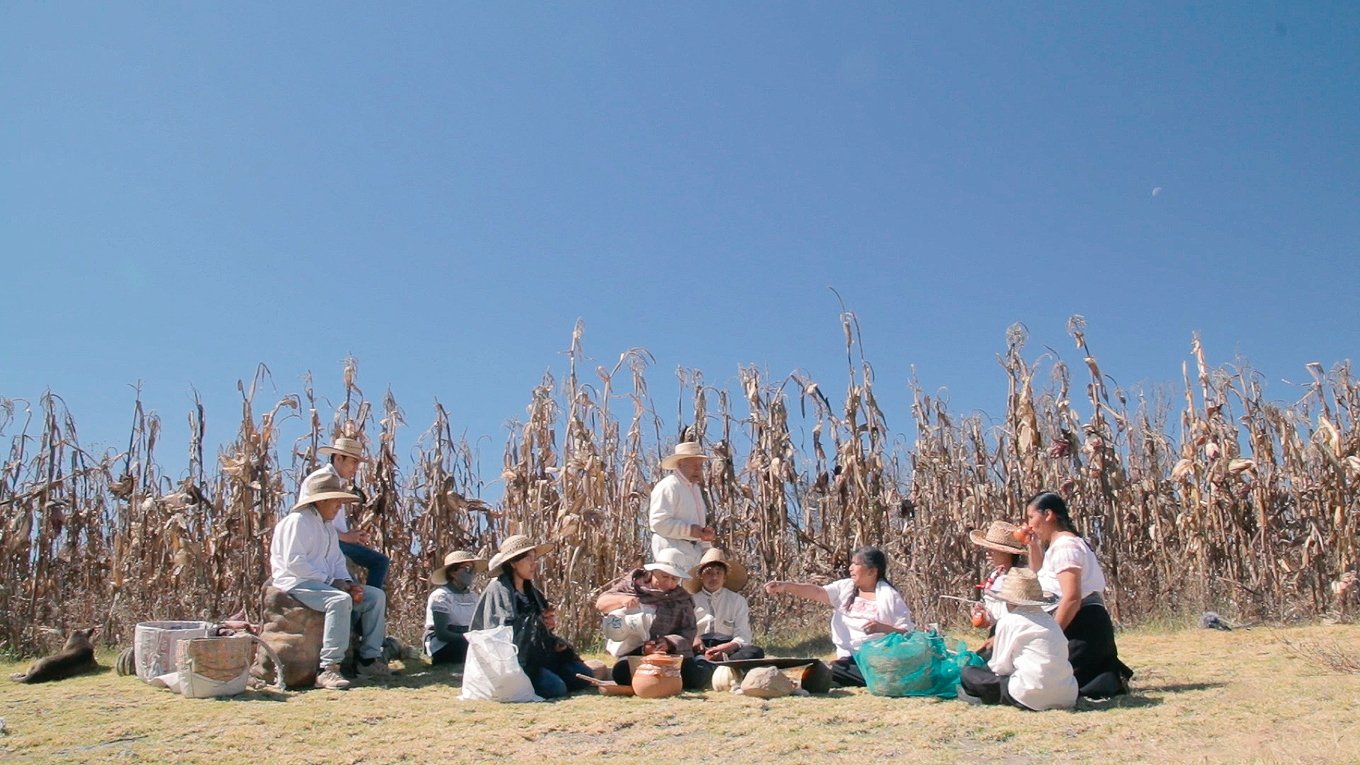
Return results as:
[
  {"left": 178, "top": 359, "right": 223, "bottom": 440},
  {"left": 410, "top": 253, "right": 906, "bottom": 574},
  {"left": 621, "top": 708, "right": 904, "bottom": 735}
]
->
[{"left": 1142, "top": 681, "right": 1228, "bottom": 694}]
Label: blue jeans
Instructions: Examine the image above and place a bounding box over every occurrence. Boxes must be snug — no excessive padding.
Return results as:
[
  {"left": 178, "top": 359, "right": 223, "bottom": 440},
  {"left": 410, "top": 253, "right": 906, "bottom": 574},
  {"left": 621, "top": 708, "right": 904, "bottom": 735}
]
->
[
  {"left": 286, "top": 581, "right": 386, "bottom": 669},
  {"left": 531, "top": 658, "right": 594, "bottom": 699},
  {"left": 338, "top": 541, "right": 390, "bottom": 590}
]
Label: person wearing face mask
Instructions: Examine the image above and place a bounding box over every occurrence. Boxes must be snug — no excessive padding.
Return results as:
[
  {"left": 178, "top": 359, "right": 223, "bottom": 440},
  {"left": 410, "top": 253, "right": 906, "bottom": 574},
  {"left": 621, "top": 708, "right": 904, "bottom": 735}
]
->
[{"left": 424, "top": 550, "right": 487, "bottom": 665}]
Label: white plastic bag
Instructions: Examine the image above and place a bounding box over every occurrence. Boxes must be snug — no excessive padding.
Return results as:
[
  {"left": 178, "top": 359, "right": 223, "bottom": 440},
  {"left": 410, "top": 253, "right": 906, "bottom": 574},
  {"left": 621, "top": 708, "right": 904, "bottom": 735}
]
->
[{"left": 459, "top": 626, "right": 542, "bottom": 703}]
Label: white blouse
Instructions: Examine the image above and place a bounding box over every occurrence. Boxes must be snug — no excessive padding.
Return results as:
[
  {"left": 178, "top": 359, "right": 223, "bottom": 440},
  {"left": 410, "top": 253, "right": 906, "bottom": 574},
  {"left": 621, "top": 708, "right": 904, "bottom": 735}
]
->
[
  {"left": 821, "top": 579, "right": 914, "bottom": 658},
  {"left": 1037, "top": 535, "right": 1106, "bottom": 599}
]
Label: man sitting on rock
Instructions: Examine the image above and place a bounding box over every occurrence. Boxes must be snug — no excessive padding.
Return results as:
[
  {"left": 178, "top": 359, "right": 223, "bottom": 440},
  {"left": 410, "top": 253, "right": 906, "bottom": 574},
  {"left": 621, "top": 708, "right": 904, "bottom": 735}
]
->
[{"left": 270, "top": 470, "right": 390, "bottom": 690}]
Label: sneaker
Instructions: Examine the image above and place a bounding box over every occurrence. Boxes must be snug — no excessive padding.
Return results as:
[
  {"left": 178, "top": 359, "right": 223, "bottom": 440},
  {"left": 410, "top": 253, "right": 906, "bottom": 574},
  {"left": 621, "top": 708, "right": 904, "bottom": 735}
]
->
[
  {"left": 315, "top": 665, "right": 351, "bottom": 690},
  {"left": 356, "top": 658, "right": 392, "bottom": 678}
]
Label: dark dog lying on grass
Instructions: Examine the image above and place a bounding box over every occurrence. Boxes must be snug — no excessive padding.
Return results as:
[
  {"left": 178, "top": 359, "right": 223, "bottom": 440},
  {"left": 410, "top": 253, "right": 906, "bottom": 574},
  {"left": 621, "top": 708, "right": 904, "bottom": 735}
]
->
[{"left": 10, "top": 627, "right": 100, "bottom": 683}]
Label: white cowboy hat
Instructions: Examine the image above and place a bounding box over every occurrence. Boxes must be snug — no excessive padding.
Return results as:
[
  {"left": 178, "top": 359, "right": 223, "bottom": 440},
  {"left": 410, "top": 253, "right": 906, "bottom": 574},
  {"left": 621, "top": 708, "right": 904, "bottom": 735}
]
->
[
  {"left": 292, "top": 471, "right": 359, "bottom": 511},
  {"left": 990, "top": 567, "right": 1049, "bottom": 608},
  {"left": 685, "top": 548, "right": 750, "bottom": 594},
  {"left": 602, "top": 606, "right": 656, "bottom": 657},
  {"left": 430, "top": 550, "right": 488, "bottom": 585},
  {"left": 318, "top": 436, "right": 368, "bottom": 462},
  {"left": 968, "top": 520, "right": 1027, "bottom": 554},
  {"left": 644, "top": 548, "right": 691, "bottom": 580},
  {"left": 660, "top": 441, "right": 716, "bottom": 470},
  {"left": 487, "top": 534, "right": 555, "bottom": 572}
]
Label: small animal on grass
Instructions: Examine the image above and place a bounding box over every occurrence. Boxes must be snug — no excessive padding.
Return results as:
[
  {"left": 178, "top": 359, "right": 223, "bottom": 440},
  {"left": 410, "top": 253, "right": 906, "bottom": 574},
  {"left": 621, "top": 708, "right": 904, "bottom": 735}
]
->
[{"left": 10, "top": 627, "right": 101, "bottom": 683}]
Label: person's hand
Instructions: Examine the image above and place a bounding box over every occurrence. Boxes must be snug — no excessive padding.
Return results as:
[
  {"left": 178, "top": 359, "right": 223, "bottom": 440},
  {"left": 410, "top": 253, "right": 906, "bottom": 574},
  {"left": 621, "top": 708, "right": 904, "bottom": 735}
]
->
[
  {"left": 542, "top": 608, "right": 558, "bottom": 631},
  {"left": 979, "top": 637, "right": 995, "bottom": 653},
  {"left": 704, "top": 642, "right": 736, "bottom": 661},
  {"left": 349, "top": 584, "right": 365, "bottom": 604},
  {"left": 863, "top": 619, "right": 900, "bottom": 635},
  {"left": 692, "top": 636, "right": 705, "bottom": 653},
  {"left": 339, "top": 529, "right": 367, "bottom": 545},
  {"left": 643, "top": 639, "right": 672, "bottom": 655},
  {"left": 617, "top": 595, "right": 641, "bottom": 611},
  {"left": 695, "top": 526, "right": 717, "bottom": 542},
  {"left": 970, "top": 602, "right": 991, "bottom": 628}
]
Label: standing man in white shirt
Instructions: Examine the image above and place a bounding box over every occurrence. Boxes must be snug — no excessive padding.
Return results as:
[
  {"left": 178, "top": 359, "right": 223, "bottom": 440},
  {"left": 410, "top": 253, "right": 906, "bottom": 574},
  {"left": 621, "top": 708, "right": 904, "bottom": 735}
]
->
[
  {"left": 301, "top": 436, "right": 389, "bottom": 591},
  {"left": 687, "top": 548, "right": 764, "bottom": 662},
  {"left": 649, "top": 441, "right": 717, "bottom": 573},
  {"left": 271, "top": 470, "right": 390, "bottom": 690}
]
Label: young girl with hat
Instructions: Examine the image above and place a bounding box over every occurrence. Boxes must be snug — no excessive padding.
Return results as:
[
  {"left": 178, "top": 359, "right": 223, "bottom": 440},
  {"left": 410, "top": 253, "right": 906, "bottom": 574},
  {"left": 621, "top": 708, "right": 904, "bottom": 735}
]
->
[
  {"left": 958, "top": 567, "right": 1078, "bottom": 710},
  {"left": 424, "top": 550, "right": 486, "bottom": 665}
]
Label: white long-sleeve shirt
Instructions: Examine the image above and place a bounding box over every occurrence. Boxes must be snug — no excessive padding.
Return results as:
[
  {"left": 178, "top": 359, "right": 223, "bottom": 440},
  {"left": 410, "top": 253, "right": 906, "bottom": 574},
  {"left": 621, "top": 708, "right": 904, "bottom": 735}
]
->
[
  {"left": 648, "top": 473, "right": 710, "bottom": 570},
  {"left": 269, "top": 506, "right": 350, "bottom": 592},
  {"left": 988, "top": 609, "right": 1079, "bottom": 711},
  {"left": 692, "top": 587, "right": 755, "bottom": 645}
]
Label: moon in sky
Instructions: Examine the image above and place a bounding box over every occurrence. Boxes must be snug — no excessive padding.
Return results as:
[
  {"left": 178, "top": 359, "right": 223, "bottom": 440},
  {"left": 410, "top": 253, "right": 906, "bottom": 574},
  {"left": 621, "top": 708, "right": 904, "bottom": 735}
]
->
[{"left": 1151, "top": 186, "right": 1163, "bottom": 197}]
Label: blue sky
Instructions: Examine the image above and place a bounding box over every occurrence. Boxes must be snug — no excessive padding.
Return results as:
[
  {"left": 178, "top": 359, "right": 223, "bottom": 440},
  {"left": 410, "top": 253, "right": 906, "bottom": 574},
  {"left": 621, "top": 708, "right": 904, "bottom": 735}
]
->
[{"left": 2, "top": 3, "right": 1357, "bottom": 484}]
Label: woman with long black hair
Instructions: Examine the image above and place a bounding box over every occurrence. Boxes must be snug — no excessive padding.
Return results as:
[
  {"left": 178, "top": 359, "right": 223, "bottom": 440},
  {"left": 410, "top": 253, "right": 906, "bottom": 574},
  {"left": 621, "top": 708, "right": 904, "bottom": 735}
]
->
[
  {"left": 1023, "top": 491, "right": 1134, "bottom": 697},
  {"left": 764, "top": 546, "right": 914, "bottom": 687},
  {"left": 470, "top": 535, "right": 592, "bottom": 698}
]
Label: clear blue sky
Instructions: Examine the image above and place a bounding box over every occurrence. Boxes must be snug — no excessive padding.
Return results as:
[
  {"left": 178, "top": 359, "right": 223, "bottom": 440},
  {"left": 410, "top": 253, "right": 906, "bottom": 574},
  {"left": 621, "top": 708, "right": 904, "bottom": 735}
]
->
[{"left": 3, "top": 4, "right": 1357, "bottom": 484}]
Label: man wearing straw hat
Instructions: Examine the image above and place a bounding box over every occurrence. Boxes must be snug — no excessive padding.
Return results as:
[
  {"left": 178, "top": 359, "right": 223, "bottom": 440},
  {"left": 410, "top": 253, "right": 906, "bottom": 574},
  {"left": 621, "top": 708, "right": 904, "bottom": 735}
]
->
[
  {"left": 300, "top": 436, "right": 390, "bottom": 591},
  {"left": 686, "top": 548, "right": 765, "bottom": 662},
  {"left": 424, "top": 551, "right": 486, "bottom": 665},
  {"left": 271, "top": 469, "right": 391, "bottom": 690},
  {"left": 649, "top": 441, "right": 718, "bottom": 573}
]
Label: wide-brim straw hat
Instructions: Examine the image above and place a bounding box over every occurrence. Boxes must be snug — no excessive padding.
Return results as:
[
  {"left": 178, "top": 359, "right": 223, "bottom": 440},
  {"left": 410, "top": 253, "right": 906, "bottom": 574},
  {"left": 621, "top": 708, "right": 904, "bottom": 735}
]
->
[
  {"left": 487, "top": 534, "right": 555, "bottom": 572},
  {"left": 644, "top": 548, "right": 691, "bottom": 580},
  {"left": 430, "top": 550, "right": 489, "bottom": 585},
  {"left": 991, "top": 567, "right": 1048, "bottom": 607},
  {"left": 685, "top": 548, "right": 749, "bottom": 593},
  {"left": 969, "top": 520, "right": 1027, "bottom": 554},
  {"left": 660, "top": 441, "right": 716, "bottom": 470},
  {"left": 292, "top": 471, "right": 359, "bottom": 511},
  {"left": 318, "top": 436, "right": 368, "bottom": 462}
]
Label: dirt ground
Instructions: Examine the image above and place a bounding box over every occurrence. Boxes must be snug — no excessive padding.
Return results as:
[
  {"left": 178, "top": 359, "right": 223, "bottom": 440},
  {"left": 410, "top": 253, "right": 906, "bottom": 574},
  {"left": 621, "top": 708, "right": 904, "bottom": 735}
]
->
[{"left": 2, "top": 623, "right": 1357, "bottom": 764}]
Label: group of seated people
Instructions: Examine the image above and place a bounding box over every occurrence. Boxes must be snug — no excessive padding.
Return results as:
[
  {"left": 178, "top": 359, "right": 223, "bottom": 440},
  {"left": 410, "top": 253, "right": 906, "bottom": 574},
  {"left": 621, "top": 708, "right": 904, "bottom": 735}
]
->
[{"left": 276, "top": 438, "right": 1133, "bottom": 710}]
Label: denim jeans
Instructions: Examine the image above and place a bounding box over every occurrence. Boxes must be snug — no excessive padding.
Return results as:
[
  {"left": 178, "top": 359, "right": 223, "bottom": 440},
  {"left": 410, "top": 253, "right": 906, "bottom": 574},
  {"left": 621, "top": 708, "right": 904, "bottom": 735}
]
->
[
  {"left": 531, "top": 658, "right": 594, "bottom": 699},
  {"left": 286, "top": 580, "right": 386, "bottom": 668},
  {"left": 338, "top": 541, "right": 390, "bottom": 590}
]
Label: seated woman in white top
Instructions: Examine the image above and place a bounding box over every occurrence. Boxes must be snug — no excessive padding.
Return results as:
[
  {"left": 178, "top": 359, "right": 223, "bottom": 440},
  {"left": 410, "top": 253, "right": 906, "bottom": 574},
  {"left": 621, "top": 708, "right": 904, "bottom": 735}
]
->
[
  {"left": 966, "top": 520, "right": 1026, "bottom": 657},
  {"left": 764, "top": 546, "right": 914, "bottom": 687},
  {"left": 1023, "top": 492, "right": 1134, "bottom": 697},
  {"left": 959, "top": 568, "right": 1078, "bottom": 710},
  {"left": 425, "top": 550, "right": 485, "bottom": 664}
]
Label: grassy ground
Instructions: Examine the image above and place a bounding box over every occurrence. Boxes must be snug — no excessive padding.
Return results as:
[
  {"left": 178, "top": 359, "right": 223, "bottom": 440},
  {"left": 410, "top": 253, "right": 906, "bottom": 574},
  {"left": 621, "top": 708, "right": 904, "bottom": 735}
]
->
[{"left": 1, "top": 623, "right": 1357, "bottom": 764}]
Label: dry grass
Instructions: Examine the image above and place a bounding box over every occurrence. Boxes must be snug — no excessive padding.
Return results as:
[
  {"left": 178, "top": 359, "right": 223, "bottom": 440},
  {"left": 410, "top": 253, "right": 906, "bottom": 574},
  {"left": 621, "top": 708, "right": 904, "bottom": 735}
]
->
[{"left": 2, "top": 623, "right": 1358, "bottom": 764}]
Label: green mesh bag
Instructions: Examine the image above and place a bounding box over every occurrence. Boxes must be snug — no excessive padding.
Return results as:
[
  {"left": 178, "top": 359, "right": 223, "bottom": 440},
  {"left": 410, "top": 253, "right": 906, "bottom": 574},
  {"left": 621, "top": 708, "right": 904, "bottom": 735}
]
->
[{"left": 853, "top": 631, "right": 984, "bottom": 697}]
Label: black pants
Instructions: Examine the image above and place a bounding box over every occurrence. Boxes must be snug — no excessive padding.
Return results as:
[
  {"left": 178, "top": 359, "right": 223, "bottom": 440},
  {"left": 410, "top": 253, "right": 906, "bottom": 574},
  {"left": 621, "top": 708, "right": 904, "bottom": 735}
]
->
[
  {"left": 960, "top": 665, "right": 1029, "bottom": 709},
  {"left": 1065, "top": 604, "right": 1133, "bottom": 697},
  {"left": 429, "top": 635, "right": 468, "bottom": 665},
  {"left": 610, "top": 650, "right": 710, "bottom": 690},
  {"left": 829, "top": 656, "right": 865, "bottom": 687}
]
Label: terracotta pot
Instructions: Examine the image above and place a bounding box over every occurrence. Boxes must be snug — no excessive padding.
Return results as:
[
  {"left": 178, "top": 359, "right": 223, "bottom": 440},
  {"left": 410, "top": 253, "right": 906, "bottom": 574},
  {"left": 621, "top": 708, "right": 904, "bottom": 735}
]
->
[{"left": 628, "top": 653, "right": 684, "bottom": 698}]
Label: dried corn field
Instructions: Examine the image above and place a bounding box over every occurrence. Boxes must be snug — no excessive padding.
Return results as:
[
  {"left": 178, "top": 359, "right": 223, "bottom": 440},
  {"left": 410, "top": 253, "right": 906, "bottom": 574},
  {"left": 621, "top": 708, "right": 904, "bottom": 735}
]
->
[{"left": 2, "top": 316, "right": 1357, "bottom": 657}]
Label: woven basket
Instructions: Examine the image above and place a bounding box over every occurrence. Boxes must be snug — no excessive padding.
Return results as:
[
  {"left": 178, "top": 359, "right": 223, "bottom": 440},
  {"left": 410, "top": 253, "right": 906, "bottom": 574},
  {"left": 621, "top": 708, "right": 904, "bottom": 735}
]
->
[
  {"left": 134, "top": 621, "right": 212, "bottom": 683},
  {"left": 176, "top": 634, "right": 286, "bottom": 698}
]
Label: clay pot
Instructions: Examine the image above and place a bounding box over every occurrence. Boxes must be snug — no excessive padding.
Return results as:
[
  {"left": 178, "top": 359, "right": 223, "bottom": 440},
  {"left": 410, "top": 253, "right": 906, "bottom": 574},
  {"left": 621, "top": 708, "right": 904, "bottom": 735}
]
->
[{"left": 628, "top": 653, "right": 684, "bottom": 699}]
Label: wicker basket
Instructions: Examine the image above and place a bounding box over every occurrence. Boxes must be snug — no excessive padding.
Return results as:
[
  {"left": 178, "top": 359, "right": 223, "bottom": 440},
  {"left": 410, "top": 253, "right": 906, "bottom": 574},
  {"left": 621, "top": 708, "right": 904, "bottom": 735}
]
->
[{"left": 134, "top": 621, "right": 212, "bottom": 683}]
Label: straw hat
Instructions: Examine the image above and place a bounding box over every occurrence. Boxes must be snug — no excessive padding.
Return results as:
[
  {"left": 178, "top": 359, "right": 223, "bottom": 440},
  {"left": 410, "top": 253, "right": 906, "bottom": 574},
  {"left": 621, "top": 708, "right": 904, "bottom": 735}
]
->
[
  {"left": 660, "top": 441, "right": 715, "bottom": 470},
  {"left": 990, "top": 567, "right": 1048, "bottom": 607},
  {"left": 318, "top": 436, "right": 368, "bottom": 462},
  {"left": 602, "top": 607, "right": 656, "bottom": 657},
  {"left": 487, "top": 534, "right": 555, "bottom": 572},
  {"left": 430, "top": 550, "right": 488, "bottom": 585},
  {"left": 291, "top": 471, "right": 359, "bottom": 511},
  {"left": 644, "top": 548, "right": 691, "bottom": 580},
  {"left": 968, "top": 520, "right": 1027, "bottom": 554},
  {"left": 685, "top": 548, "right": 749, "bottom": 593}
]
